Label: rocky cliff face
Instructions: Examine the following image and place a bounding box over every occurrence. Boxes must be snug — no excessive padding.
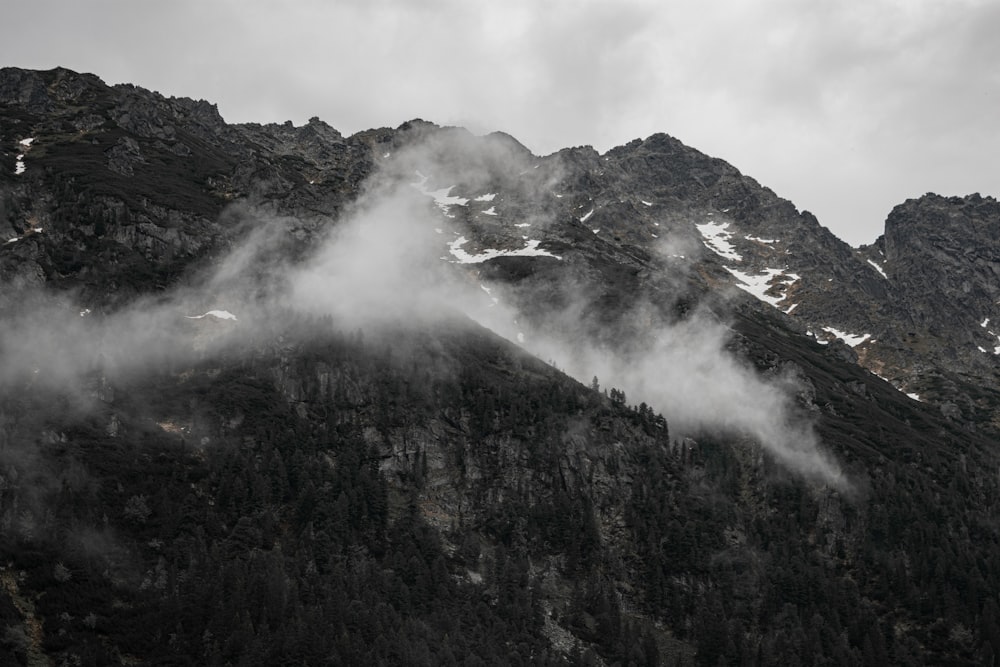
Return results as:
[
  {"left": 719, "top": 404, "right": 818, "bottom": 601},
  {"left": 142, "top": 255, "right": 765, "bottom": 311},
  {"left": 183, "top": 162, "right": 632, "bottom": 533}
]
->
[
  {"left": 856, "top": 194, "right": 1000, "bottom": 422},
  {"left": 0, "top": 67, "right": 382, "bottom": 307},
  {"left": 500, "top": 132, "right": 1000, "bottom": 426},
  {"left": 881, "top": 193, "right": 1000, "bottom": 339}
]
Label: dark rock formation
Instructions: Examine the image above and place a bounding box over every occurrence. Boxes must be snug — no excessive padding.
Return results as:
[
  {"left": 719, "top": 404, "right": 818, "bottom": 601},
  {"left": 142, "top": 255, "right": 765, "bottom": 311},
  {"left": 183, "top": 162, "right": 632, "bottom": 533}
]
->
[{"left": 882, "top": 193, "right": 1000, "bottom": 329}]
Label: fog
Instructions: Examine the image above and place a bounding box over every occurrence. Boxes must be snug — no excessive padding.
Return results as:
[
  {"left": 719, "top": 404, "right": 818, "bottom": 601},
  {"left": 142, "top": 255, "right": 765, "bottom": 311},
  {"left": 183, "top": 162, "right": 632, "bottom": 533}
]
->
[
  {"left": 518, "top": 303, "right": 848, "bottom": 491},
  {"left": 0, "top": 129, "right": 849, "bottom": 492}
]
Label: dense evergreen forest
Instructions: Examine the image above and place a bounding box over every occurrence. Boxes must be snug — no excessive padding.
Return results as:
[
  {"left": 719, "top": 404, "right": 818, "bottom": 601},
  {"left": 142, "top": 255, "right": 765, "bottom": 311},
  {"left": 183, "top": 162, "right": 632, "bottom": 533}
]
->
[
  {"left": 0, "top": 315, "right": 998, "bottom": 665},
  {"left": 0, "top": 321, "right": 652, "bottom": 665}
]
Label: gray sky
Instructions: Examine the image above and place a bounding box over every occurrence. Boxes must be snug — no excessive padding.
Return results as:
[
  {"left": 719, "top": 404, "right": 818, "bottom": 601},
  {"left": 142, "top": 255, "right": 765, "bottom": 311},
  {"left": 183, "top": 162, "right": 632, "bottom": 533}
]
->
[{"left": 3, "top": 0, "right": 997, "bottom": 246}]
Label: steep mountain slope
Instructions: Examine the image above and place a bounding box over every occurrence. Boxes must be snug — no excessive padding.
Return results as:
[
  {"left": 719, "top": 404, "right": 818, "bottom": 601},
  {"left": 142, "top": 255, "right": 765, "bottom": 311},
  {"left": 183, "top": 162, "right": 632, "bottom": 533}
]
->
[
  {"left": 864, "top": 194, "right": 1000, "bottom": 421},
  {"left": 482, "top": 135, "right": 1000, "bottom": 425},
  {"left": 2, "top": 66, "right": 1000, "bottom": 666}
]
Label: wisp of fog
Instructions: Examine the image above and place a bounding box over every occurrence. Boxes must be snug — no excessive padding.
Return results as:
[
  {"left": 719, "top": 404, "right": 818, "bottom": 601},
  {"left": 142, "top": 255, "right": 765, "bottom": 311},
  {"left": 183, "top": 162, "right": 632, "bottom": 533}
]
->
[{"left": 0, "top": 130, "right": 849, "bottom": 493}]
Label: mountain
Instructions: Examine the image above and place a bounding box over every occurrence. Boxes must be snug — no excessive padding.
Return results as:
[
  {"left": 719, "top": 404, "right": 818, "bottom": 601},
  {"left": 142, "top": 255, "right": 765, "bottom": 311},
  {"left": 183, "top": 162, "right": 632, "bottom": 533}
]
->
[{"left": 2, "top": 66, "right": 999, "bottom": 666}]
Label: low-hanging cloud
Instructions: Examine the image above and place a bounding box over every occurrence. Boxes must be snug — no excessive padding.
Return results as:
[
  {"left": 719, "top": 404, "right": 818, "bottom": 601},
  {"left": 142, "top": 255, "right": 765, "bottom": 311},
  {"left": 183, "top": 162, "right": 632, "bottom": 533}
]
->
[
  {"left": 287, "top": 184, "right": 458, "bottom": 325},
  {"left": 0, "top": 129, "right": 848, "bottom": 493},
  {"left": 517, "top": 302, "right": 848, "bottom": 490}
]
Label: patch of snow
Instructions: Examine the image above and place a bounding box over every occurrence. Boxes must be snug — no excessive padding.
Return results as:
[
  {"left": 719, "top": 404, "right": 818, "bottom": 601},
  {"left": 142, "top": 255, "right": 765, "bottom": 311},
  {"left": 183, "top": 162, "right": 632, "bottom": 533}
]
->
[
  {"left": 580, "top": 208, "right": 595, "bottom": 223},
  {"left": 592, "top": 229, "right": 600, "bottom": 234},
  {"left": 14, "top": 138, "right": 34, "bottom": 176},
  {"left": 427, "top": 186, "right": 469, "bottom": 214},
  {"left": 985, "top": 328, "right": 1000, "bottom": 353},
  {"left": 640, "top": 200, "right": 653, "bottom": 207},
  {"left": 806, "top": 331, "right": 829, "bottom": 345},
  {"left": 446, "top": 237, "right": 561, "bottom": 264},
  {"left": 867, "top": 259, "right": 888, "bottom": 279},
  {"left": 721, "top": 207, "right": 731, "bottom": 213},
  {"left": 186, "top": 310, "right": 238, "bottom": 321},
  {"left": 382, "top": 152, "right": 390, "bottom": 158},
  {"left": 696, "top": 221, "right": 742, "bottom": 261},
  {"left": 821, "top": 326, "right": 871, "bottom": 347},
  {"left": 554, "top": 193, "right": 563, "bottom": 198},
  {"left": 79, "top": 308, "right": 91, "bottom": 317},
  {"left": 651, "top": 233, "right": 658, "bottom": 238},
  {"left": 474, "top": 193, "right": 496, "bottom": 202},
  {"left": 4, "top": 238, "right": 17, "bottom": 244},
  {"left": 725, "top": 267, "right": 800, "bottom": 308},
  {"left": 872, "top": 370, "right": 919, "bottom": 401},
  {"left": 785, "top": 303, "right": 798, "bottom": 314},
  {"left": 410, "top": 170, "right": 469, "bottom": 218},
  {"left": 981, "top": 318, "right": 989, "bottom": 328},
  {"left": 745, "top": 235, "right": 777, "bottom": 244},
  {"left": 515, "top": 223, "right": 531, "bottom": 228},
  {"left": 481, "top": 206, "right": 497, "bottom": 216},
  {"left": 480, "top": 284, "right": 499, "bottom": 306}
]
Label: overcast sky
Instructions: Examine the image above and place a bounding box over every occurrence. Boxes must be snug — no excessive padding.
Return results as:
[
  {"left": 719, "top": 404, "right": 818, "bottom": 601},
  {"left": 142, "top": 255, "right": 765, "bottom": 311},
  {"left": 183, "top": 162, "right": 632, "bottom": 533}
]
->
[{"left": 3, "top": 0, "right": 997, "bottom": 245}]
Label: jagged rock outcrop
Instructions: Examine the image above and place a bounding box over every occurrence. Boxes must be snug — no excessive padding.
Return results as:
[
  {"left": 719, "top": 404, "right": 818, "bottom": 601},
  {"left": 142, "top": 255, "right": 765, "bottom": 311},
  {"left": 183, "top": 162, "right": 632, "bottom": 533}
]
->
[
  {"left": 0, "top": 67, "right": 382, "bottom": 306},
  {"left": 880, "top": 193, "right": 1000, "bottom": 331}
]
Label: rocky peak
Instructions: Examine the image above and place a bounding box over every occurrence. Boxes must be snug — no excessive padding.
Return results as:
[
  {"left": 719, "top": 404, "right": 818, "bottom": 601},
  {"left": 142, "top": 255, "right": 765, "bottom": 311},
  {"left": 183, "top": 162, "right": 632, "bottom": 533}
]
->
[
  {"left": 881, "top": 192, "right": 1000, "bottom": 334},
  {"left": 884, "top": 192, "right": 1000, "bottom": 257},
  {"left": 0, "top": 67, "right": 55, "bottom": 112},
  {"left": 0, "top": 67, "right": 117, "bottom": 113}
]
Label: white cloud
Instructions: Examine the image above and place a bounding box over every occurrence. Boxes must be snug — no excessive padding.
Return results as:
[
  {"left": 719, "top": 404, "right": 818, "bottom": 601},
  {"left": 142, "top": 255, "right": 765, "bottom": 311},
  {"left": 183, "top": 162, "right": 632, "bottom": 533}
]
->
[{"left": 0, "top": 124, "right": 851, "bottom": 491}]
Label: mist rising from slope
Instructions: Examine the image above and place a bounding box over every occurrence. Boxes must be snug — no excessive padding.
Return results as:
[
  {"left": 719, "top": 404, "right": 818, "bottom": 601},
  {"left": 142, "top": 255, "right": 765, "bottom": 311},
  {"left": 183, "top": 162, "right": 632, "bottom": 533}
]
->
[
  {"left": 287, "top": 184, "right": 460, "bottom": 324},
  {"left": 518, "top": 304, "right": 848, "bottom": 490},
  {"left": 0, "top": 185, "right": 490, "bottom": 402},
  {"left": 360, "top": 132, "right": 850, "bottom": 491},
  {"left": 0, "top": 129, "right": 848, "bottom": 491},
  {"left": 0, "top": 291, "right": 208, "bottom": 397}
]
